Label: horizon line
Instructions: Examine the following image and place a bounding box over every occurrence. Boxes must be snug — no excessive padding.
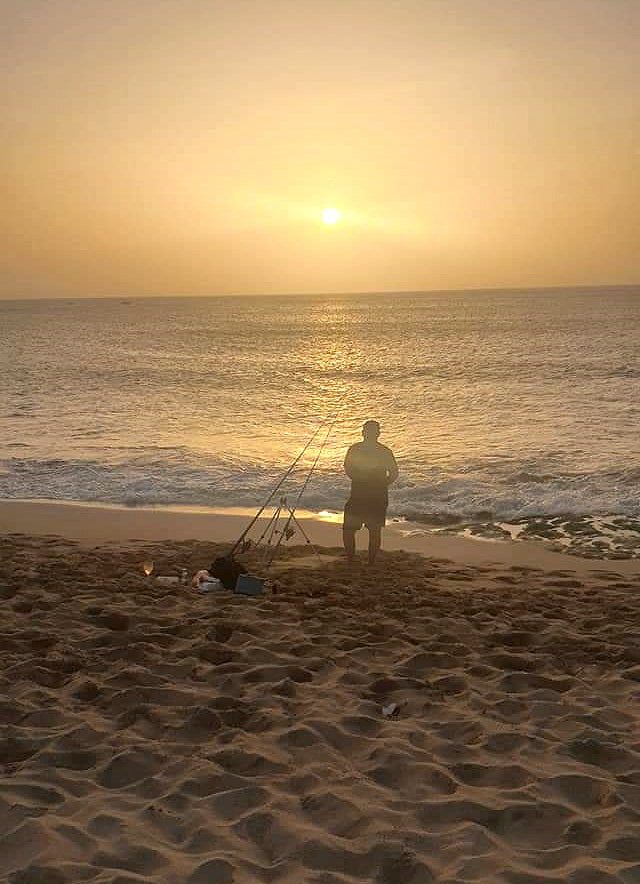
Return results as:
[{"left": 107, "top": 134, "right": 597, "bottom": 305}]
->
[{"left": 1, "top": 282, "right": 639, "bottom": 303}]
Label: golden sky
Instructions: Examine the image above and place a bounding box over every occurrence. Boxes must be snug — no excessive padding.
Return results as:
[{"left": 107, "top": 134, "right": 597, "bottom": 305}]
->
[{"left": 2, "top": 0, "right": 639, "bottom": 297}]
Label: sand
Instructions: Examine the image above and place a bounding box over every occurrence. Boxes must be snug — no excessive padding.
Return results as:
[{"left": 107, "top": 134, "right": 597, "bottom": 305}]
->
[
  {"left": 2, "top": 508, "right": 640, "bottom": 883},
  {"left": 3, "top": 500, "right": 640, "bottom": 575}
]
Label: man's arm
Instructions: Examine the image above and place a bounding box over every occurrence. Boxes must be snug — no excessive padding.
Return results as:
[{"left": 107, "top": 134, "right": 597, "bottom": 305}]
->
[
  {"left": 344, "top": 445, "right": 355, "bottom": 478},
  {"left": 386, "top": 450, "right": 399, "bottom": 486}
]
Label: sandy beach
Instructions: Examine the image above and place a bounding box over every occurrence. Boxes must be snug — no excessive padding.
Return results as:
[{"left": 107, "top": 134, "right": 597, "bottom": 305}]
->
[{"left": 2, "top": 503, "right": 640, "bottom": 883}]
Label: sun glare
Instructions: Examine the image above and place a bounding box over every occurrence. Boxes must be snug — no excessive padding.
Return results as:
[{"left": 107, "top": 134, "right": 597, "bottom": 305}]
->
[{"left": 322, "top": 207, "right": 340, "bottom": 225}]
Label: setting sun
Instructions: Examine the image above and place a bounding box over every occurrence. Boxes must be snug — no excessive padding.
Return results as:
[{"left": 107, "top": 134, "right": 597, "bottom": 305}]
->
[{"left": 322, "top": 207, "right": 340, "bottom": 225}]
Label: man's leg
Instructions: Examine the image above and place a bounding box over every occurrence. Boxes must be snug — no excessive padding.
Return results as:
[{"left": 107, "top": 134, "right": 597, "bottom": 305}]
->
[
  {"left": 343, "top": 524, "right": 357, "bottom": 562},
  {"left": 367, "top": 525, "right": 382, "bottom": 565}
]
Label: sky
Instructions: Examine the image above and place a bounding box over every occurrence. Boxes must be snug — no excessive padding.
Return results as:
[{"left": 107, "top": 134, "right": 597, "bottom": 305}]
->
[{"left": 2, "top": 0, "right": 639, "bottom": 298}]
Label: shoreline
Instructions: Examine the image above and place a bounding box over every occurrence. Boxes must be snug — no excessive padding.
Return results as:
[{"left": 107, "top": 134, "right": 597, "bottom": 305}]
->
[{"left": 2, "top": 498, "right": 640, "bottom": 575}]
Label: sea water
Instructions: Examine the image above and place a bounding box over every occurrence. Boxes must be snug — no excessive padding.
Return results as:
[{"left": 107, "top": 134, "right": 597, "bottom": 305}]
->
[{"left": 1, "top": 287, "right": 639, "bottom": 557}]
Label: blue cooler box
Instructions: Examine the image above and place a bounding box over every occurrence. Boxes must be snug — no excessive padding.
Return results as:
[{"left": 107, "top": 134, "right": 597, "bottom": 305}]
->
[{"left": 235, "top": 574, "right": 264, "bottom": 596}]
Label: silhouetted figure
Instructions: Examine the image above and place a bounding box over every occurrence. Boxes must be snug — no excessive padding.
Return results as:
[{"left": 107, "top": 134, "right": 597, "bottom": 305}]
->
[{"left": 343, "top": 420, "right": 399, "bottom": 565}]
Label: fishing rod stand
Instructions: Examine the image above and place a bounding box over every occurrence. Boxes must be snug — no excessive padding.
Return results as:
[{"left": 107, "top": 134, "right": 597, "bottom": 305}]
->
[{"left": 256, "top": 495, "right": 318, "bottom": 561}]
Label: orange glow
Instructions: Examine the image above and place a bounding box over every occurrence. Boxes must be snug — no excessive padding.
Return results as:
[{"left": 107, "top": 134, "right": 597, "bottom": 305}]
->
[{"left": 2, "top": 1, "right": 638, "bottom": 297}]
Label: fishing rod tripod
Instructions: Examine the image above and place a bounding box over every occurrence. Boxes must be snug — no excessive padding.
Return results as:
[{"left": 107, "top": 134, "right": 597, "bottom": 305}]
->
[
  {"left": 254, "top": 495, "right": 321, "bottom": 567},
  {"left": 224, "top": 405, "right": 342, "bottom": 571}
]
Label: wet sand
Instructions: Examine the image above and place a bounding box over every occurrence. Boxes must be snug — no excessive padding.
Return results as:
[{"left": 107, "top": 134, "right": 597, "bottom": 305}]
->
[{"left": 2, "top": 499, "right": 640, "bottom": 574}]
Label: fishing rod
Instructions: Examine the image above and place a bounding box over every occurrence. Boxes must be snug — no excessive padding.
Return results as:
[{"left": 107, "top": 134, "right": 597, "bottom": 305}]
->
[
  {"left": 228, "top": 404, "right": 341, "bottom": 557},
  {"left": 264, "top": 405, "right": 342, "bottom": 568}
]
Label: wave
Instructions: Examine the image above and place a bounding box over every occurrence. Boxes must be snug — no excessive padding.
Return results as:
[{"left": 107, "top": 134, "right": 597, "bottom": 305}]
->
[{"left": 1, "top": 453, "right": 638, "bottom": 521}]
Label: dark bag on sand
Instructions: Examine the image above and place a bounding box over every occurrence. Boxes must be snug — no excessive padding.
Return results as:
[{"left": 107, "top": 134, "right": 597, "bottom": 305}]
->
[{"left": 209, "top": 555, "right": 247, "bottom": 591}]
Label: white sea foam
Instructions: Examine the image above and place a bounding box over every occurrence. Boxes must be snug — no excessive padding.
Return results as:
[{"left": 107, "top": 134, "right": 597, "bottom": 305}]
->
[{"left": 0, "top": 454, "right": 638, "bottom": 522}]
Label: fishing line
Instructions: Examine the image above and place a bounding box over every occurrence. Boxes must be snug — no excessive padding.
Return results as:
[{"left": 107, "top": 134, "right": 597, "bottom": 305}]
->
[
  {"left": 264, "top": 405, "right": 343, "bottom": 567},
  {"left": 228, "top": 404, "right": 341, "bottom": 557}
]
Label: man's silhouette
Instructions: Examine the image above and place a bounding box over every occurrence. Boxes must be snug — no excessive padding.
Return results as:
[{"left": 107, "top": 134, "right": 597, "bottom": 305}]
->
[{"left": 343, "top": 420, "right": 399, "bottom": 565}]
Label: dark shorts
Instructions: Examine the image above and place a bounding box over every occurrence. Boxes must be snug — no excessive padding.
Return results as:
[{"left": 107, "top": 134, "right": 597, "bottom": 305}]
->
[{"left": 344, "top": 487, "right": 388, "bottom": 529}]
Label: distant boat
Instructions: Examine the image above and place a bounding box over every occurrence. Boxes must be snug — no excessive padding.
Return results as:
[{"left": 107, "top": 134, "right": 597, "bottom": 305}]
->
[{"left": 120, "top": 299, "right": 132, "bottom": 305}]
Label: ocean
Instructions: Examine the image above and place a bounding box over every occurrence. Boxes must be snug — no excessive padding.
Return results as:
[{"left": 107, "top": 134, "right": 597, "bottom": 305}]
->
[{"left": 1, "top": 287, "right": 639, "bottom": 557}]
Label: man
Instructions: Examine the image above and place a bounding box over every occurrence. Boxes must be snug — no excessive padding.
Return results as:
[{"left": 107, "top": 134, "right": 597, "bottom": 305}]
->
[{"left": 343, "top": 420, "right": 399, "bottom": 565}]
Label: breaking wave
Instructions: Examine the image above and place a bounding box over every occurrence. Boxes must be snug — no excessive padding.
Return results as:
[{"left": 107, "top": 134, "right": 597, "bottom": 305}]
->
[{"left": 1, "top": 452, "right": 638, "bottom": 522}]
